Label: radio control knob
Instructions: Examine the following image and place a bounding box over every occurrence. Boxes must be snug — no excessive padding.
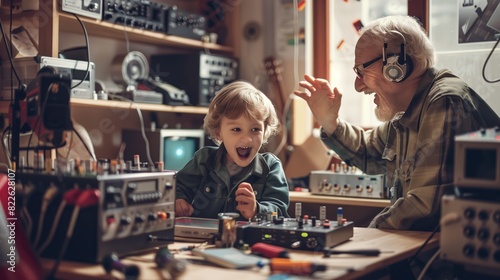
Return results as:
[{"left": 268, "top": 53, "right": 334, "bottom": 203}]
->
[
  {"left": 157, "top": 211, "right": 167, "bottom": 220},
  {"left": 148, "top": 213, "right": 158, "bottom": 221},
  {"left": 463, "top": 226, "right": 475, "bottom": 238},
  {"left": 106, "top": 215, "right": 116, "bottom": 225},
  {"left": 306, "top": 238, "right": 318, "bottom": 249},
  {"left": 463, "top": 244, "right": 475, "bottom": 258},
  {"left": 135, "top": 215, "right": 146, "bottom": 223},
  {"left": 478, "top": 210, "right": 489, "bottom": 221},
  {"left": 87, "top": 3, "right": 99, "bottom": 12},
  {"left": 120, "top": 216, "right": 132, "bottom": 226},
  {"left": 291, "top": 241, "right": 301, "bottom": 249},
  {"left": 493, "top": 211, "right": 500, "bottom": 224},
  {"left": 464, "top": 208, "right": 475, "bottom": 220},
  {"left": 477, "top": 228, "right": 490, "bottom": 241},
  {"left": 494, "top": 233, "right": 500, "bottom": 246},
  {"left": 494, "top": 250, "right": 500, "bottom": 263},
  {"left": 477, "top": 247, "right": 489, "bottom": 260}
]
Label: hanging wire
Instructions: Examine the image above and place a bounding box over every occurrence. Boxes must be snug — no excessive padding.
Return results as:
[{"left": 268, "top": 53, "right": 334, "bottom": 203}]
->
[{"left": 481, "top": 34, "right": 500, "bottom": 83}]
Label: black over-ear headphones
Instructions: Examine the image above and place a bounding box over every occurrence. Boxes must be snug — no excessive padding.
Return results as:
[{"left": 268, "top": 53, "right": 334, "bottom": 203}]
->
[{"left": 382, "top": 31, "right": 413, "bottom": 82}]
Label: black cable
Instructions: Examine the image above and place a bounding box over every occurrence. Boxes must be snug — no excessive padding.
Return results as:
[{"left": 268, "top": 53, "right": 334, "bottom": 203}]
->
[
  {"left": 0, "top": 18, "right": 23, "bottom": 92},
  {"left": 70, "top": 14, "right": 90, "bottom": 89},
  {"left": 408, "top": 223, "right": 440, "bottom": 264},
  {"left": 482, "top": 34, "right": 500, "bottom": 83}
]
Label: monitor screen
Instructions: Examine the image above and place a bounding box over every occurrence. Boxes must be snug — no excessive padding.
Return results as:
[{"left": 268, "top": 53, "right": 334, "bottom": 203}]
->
[
  {"left": 163, "top": 136, "right": 199, "bottom": 171},
  {"left": 464, "top": 148, "right": 497, "bottom": 181}
]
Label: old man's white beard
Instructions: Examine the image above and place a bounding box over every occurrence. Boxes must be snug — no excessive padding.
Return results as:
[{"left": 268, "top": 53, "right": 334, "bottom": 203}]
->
[{"left": 375, "top": 104, "right": 396, "bottom": 122}]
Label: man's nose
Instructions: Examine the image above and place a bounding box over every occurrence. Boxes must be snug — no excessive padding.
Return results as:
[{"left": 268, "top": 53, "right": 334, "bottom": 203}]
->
[{"left": 354, "top": 76, "right": 366, "bottom": 92}]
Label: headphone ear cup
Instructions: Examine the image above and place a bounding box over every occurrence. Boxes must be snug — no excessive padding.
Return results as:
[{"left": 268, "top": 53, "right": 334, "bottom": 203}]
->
[{"left": 383, "top": 55, "right": 405, "bottom": 82}]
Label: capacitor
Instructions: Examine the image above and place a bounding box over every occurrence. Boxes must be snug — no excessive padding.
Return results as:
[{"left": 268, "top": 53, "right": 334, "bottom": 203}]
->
[
  {"left": 133, "top": 154, "right": 140, "bottom": 169},
  {"left": 320, "top": 206, "right": 326, "bottom": 222},
  {"left": 156, "top": 161, "right": 164, "bottom": 171},
  {"left": 311, "top": 216, "right": 317, "bottom": 227},
  {"left": 337, "top": 207, "right": 344, "bottom": 226},
  {"left": 295, "top": 203, "right": 302, "bottom": 221}
]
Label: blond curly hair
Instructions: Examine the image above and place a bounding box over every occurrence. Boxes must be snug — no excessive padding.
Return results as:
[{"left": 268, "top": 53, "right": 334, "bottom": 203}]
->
[{"left": 204, "top": 80, "right": 280, "bottom": 146}]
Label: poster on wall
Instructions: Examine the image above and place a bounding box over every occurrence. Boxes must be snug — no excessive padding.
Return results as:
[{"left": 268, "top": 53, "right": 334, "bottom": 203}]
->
[{"left": 458, "top": 0, "right": 500, "bottom": 43}]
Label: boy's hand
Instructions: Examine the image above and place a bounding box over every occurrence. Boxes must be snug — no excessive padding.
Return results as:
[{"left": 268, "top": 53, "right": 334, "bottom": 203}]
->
[
  {"left": 235, "top": 182, "right": 257, "bottom": 220},
  {"left": 175, "top": 199, "right": 194, "bottom": 217}
]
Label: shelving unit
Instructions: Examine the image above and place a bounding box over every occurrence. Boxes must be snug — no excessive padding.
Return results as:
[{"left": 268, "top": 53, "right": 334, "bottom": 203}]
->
[
  {"left": 37, "top": 0, "right": 238, "bottom": 56},
  {"left": 1, "top": 0, "right": 238, "bottom": 113},
  {"left": 57, "top": 13, "right": 234, "bottom": 53},
  {"left": 0, "top": 0, "right": 240, "bottom": 159}
]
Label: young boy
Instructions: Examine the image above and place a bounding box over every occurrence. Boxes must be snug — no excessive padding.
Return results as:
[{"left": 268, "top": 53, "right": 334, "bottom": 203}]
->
[{"left": 175, "top": 81, "right": 290, "bottom": 220}]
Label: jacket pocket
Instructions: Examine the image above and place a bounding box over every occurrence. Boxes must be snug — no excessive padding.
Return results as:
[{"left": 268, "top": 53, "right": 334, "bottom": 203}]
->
[
  {"left": 382, "top": 146, "right": 397, "bottom": 202},
  {"left": 191, "top": 182, "right": 224, "bottom": 211}
]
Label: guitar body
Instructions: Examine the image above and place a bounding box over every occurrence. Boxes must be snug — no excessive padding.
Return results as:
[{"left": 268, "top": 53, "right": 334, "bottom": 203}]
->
[
  {"left": 264, "top": 57, "right": 290, "bottom": 164},
  {"left": 264, "top": 57, "right": 333, "bottom": 181}
]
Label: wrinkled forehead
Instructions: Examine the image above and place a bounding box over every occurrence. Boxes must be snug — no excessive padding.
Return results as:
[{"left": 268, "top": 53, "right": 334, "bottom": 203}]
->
[{"left": 354, "top": 36, "right": 382, "bottom": 64}]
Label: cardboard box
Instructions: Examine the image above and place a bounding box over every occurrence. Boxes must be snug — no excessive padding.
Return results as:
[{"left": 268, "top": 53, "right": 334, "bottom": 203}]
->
[{"left": 0, "top": 25, "right": 38, "bottom": 60}]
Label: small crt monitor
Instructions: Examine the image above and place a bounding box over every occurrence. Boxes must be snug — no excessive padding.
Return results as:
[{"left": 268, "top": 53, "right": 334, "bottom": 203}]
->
[
  {"left": 122, "top": 129, "right": 205, "bottom": 171},
  {"left": 453, "top": 128, "right": 500, "bottom": 190},
  {"left": 163, "top": 132, "right": 203, "bottom": 171}
]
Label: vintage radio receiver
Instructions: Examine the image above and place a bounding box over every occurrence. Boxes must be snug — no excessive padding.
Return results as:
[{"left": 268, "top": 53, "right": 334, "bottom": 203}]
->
[
  {"left": 454, "top": 127, "right": 500, "bottom": 190},
  {"left": 39, "top": 56, "right": 95, "bottom": 99},
  {"left": 440, "top": 195, "right": 500, "bottom": 275},
  {"left": 165, "top": 5, "right": 206, "bottom": 40},
  {"left": 103, "top": 0, "right": 167, "bottom": 32},
  {"left": 151, "top": 52, "right": 238, "bottom": 106},
  {"left": 309, "top": 170, "right": 387, "bottom": 199},
  {"left": 103, "top": 1, "right": 206, "bottom": 40},
  {"left": 16, "top": 171, "right": 175, "bottom": 263},
  {"left": 1, "top": 57, "right": 95, "bottom": 100},
  {"left": 62, "top": 0, "right": 103, "bottom": 20},
  {"left": 237, "top": 218, "right": 354, "bottom": 252}
]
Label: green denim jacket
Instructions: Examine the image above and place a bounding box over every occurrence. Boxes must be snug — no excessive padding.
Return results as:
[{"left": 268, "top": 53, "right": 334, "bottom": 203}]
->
[{"left": 175, "top": 144, "right": 290, "bottom": 220}]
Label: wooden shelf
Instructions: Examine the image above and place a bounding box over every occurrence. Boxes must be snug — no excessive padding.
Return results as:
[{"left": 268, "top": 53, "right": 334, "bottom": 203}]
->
[
  {"left": 0, "top": 99, "right": 209, "bottom": 115},
  {"left": 290, "top": 191, "right": 390, "bottom": 208},
  {"left": 58, "top": 13, "right": 233, "bottom": 53},
  {"left": 70, "top": 98, "right": 209, "bottom": 114}
]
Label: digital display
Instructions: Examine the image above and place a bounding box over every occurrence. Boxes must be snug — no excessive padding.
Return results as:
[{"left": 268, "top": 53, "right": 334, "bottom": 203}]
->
[
  {"left": 164, "top": 137, "right": 199, "bottom": 171},
  {"left": 72, "top": 69, "right": 90, "bottom": 81},
  {"left": 464, "top": 148, "right": 497, "bottom": 180},
  {"left": 134, "top": 180, "right": 157, "bottom": 192},
  {"left": 58, "top": 68, "right": 90, "bottom": 81}
]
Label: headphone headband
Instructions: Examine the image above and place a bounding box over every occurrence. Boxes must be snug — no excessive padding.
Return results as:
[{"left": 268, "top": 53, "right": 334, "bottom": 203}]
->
[{"left": 382, "top": 30, "right": 412, "bottom": 82}]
